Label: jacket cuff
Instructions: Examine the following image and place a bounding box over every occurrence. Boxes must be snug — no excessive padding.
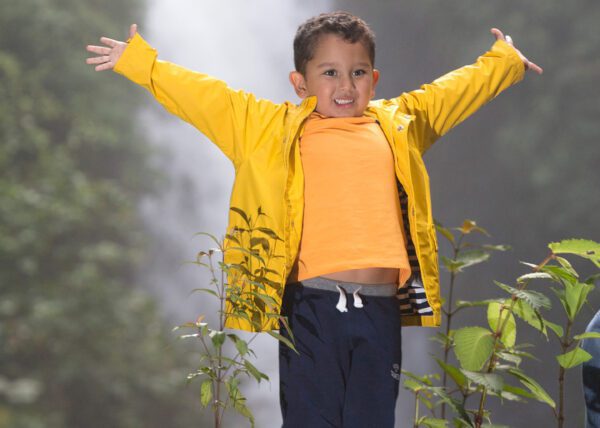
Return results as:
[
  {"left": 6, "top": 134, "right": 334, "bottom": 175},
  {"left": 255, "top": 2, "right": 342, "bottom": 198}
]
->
[
  {"left": 490, "top": 39, "right": 526, "bottom": 84},
  {"left": 113, "top": 32, "right": 157, "bottom": 86}
]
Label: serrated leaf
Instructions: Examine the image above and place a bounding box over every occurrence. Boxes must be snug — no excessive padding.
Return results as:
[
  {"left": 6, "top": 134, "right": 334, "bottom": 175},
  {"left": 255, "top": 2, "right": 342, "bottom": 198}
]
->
[
  {"left": 453, "top": 327, "right": 494, "bottom": 371},
  {"left": 508, "top": 368, "right": 555, "bottom": 407},
  {"left": 200, "top": 379, "right": 212, "bottom": 407},
  {"left": 549, "top": 239, "right": 600, "bottom": 268},
  {"left": 493, "top": 281, "right": 551, "bottom": 310},
  {"left": 487, "top": 302, "right": 516, "bottom": 347},
  {"left": 502, "top": 383, "right": 536, "bottom": 400},
  {"left": 564, "top": 281, "right": 594, "bottom": 320},
  {"left": 435, "top": 358, "right": 467, "bottom": 388},
  {"left": 461, "top": 370, "right": 504, "bottom": 392},
  {"left": 556, "top": 346, "right": 592, "bottom": 369},
  {"left": 512, "top": 299, "right": 547, "bottom": 338}
]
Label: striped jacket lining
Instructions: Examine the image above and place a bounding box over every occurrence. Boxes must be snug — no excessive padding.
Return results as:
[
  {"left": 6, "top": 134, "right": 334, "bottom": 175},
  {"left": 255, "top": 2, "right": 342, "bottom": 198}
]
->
[{"left": 396, "top": 179, "right": 434, "bottom": 316}]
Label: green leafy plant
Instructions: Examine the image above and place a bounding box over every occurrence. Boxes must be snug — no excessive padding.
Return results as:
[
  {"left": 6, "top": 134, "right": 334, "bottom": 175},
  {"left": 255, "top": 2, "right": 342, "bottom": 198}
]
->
[
  {"left": 402, "top": 220, "right": 600, "bottom": 427},
  {"left": 173, "top": 207, "right": 296, "bottom": 428}
]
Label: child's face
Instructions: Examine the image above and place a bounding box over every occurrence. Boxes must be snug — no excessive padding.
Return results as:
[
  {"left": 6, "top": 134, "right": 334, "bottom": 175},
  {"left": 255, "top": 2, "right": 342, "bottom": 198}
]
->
[{"left": 289, "top": 34, "right": 380, "bottom": 118}]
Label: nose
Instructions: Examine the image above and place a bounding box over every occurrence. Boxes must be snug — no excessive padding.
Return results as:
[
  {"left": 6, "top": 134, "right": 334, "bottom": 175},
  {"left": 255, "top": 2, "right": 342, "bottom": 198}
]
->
[{"left": 339, "top": 73, "right": 355, "bottom": 90}]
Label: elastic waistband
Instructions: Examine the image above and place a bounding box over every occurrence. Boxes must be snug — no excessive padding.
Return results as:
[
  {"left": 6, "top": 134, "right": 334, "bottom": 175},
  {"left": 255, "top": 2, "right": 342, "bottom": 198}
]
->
[{"left": 294, "top": 276, "right": 397, "bottom": 297}]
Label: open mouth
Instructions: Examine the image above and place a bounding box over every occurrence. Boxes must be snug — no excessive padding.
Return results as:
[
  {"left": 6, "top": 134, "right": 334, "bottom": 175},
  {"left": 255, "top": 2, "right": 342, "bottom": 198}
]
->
[{"left": 334, "top": 98, "right": 354, "bottom": 106}]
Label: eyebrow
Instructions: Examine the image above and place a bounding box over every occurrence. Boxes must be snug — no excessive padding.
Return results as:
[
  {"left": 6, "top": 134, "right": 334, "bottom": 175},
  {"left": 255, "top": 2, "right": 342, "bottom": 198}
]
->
[{"left": 316, "top": 62, "right": 372, "bottom": 68}]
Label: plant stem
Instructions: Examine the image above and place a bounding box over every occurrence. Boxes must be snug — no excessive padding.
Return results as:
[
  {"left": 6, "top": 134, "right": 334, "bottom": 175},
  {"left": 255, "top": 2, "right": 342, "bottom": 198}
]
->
[
  {"left": 557, "top": 318, "right": 573, "bottom": 428},
  {"left": 441, "top": 233, "right": 463, "bottom": 419},
  {"left": 413, "top": 391, "right": 420, "bottom": 428}
]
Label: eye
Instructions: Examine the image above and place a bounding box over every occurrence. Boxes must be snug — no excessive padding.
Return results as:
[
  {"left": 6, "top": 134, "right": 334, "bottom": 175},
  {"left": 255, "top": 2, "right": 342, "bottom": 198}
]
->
[
  {"left": 353, "top": 69, "right": 367, "bottom": 77},
  {"left": 323, "top": 69, "right": 337, "bottom": 77}
]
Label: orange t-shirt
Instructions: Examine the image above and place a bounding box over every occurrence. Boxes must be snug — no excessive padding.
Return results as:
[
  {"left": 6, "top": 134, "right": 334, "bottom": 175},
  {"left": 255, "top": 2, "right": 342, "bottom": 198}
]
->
[{"left": 293, "top": 112, "right": 412, "bottom": 286}]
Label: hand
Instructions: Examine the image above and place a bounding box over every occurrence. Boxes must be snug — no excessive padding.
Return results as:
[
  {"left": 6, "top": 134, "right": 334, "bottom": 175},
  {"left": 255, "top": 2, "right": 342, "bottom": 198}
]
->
[
  {"left": 85, "top": 24, "right": 138, "bottom": 71},
  {"left": 490, "top": 28, "right": 543, "bottom": 75}
]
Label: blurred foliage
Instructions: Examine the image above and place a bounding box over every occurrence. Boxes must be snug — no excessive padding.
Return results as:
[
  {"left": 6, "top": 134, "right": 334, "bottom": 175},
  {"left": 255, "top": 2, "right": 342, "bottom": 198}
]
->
[{"left": 0, "top": 0, "right": 206, "bottom": 427}]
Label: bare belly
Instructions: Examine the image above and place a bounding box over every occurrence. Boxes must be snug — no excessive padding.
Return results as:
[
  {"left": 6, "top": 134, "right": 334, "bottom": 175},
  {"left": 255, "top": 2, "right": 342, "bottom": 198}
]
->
[{"left": 321, "top": 267, "right": 399, "bottom": 284}]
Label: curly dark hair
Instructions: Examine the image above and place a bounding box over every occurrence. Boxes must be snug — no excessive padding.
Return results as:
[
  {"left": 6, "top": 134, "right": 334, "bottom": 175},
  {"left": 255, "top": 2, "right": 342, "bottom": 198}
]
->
[{"left": 293, "top": 11, "right": 376, "bottom": 75}]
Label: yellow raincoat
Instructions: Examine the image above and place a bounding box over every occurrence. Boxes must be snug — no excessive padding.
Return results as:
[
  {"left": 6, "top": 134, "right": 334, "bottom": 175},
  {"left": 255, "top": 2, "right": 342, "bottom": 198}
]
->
[{"left": 114, "top": 33, "right": 525, "bottom": 332}]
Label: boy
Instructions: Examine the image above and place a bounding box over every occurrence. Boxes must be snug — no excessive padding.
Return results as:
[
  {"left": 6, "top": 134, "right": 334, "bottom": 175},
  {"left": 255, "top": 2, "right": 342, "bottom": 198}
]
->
[{"left": 86, "top": 11, "right": 541, "bottom": 427}]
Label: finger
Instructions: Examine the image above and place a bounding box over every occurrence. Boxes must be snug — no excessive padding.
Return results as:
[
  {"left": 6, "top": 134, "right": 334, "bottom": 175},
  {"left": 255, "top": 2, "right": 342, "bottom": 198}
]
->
[
  {"left": 86, "top": 55, "right": 110, "bottom": 65},
  {"left": 100, "top": 36, "right": 119, "bottom": 47},
  {"left": 95, "top": 61, "right": 114, "bottom": 72},
  {"left": 490, "top": 27, "right": 505, "bottom": 41},
  {"left": 527, "top": 60, "right": 544, "bottom": 75},
  {"left": 129, "top": 23, "right": 137, "bottom": 39},
  {"left": 505, "top": 34, "right": 513, "bottom": 46},
  {"left": 86, "top": 45, "right": 111, "bottom": 55}
]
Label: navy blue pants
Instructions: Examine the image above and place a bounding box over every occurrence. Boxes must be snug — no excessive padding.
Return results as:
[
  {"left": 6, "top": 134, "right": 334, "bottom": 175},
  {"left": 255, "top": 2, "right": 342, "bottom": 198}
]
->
[{"left": 279, "top": 280, "right": 402, "bottom": 428}]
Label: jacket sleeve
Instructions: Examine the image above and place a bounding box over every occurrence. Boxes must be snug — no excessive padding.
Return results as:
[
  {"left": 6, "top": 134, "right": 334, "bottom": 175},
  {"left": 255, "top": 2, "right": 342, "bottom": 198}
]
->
[
  {"left": 113, "top": 33, "right": 283, "bottom": 165},
  {"left": 391, "top": 39, "right": 526, "bottom": 154}
]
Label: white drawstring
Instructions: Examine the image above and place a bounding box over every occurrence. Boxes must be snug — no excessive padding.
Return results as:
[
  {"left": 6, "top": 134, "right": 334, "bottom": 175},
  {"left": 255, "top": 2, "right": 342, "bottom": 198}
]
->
[
  {"left": 336, "top": 285, "right": 348, "bottom": 312},
  {"left": 353, "top": 287, "right": 364, "bottom": 308},
  {"left": 335, "top": 285, "right": 363, "bottom": 312}
]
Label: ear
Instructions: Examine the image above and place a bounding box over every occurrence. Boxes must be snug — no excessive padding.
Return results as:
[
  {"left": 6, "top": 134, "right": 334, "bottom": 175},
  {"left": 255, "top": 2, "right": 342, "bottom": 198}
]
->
[
  {"left": 289, "top": 71, "right": 308, "bottom": 99},
  {"left": 370, "top": 69, "right": 380, "bottom": 99}
]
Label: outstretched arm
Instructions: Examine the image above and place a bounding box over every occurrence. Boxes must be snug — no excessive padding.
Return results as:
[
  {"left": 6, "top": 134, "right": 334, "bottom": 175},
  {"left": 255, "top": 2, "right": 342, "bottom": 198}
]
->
[
  {"left": 391, "top": 28, "right": 542, "bottom": 154},
  {"left": 85, "top": 25, "right": 284, "bottom": 165}
]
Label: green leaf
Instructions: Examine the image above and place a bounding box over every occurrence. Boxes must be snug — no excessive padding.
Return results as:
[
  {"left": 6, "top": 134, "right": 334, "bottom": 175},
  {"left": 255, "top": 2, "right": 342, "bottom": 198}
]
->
[
  {"left": 402, "top": 378, "right": 423, "bottom": 392},
  {"left": 563, "top": 281, "right": 594, "bottom": 320},
  {"left": 453, "top": 327, "right": 494, "bottom": 371},
  {"left": 230, "top": 206, "right": 251, "bottom": 226},
  {"left": 556, "top": 346, "right": 592, "bottom": 369},
  {"left": 548, "top": 239, "right": 600, "bottom": 268},
  {"left": 575, "top": 332, "right": 600, "bottom": 340},
  {"left": 493, "top": 281, "right": 551, "bottom": 310},
  {"left": 481, "top": 244, "right": 511, "bottom": 252},
  {"left": 267, "top": 330, "right": 297, "bottom": 353},
  {"left": 487, "top": 302, "right": 516, "bottom": 347},
  {"left": 209, "top": 330, "right": 226, "bottom": 348},
  {"left": 200, "top": 379, "right": 212, "bottom": 407},
  {"left": 516, "top": 272, "right": 553, "bottom": 283},
  {"left": 227, "top": 334, "right": 249, "bottom": 356},
  {"left": 512, "top": 299, "right": 547, "bottom": 338},
  {"left": 457, "top": 219, "right": 489, "bottom": 236},
  {"left": 454, "top": 249, "right": 491, "bottom": 271},
  {"left": 502, "top": 383, "right": 536, "bottom": 400},
  {"left": 421, "top": 417, "right": 449, "bottom": 428},
  {"left": 555, "top": 256, "right": 579, "bottom": 278},
  {"left": 461, "top": 370, "right": 504, "bottom": 392},
  {"left": 435, "top": 358, "right": 467, "bottom": 388},
  {"left": 243, "top": 360, "right": 268, "bottom": 383},
  {"left": 429, "top": 388, "right": 473, "bottom": 427},
  {"left": 455, "top": 299, "right": 503, "bottom": 310},
  {"left": 507, "top": 368, "right": 555, "bottom": 407},
  {"left": 436, "top": 223, "right": 455, "bottom": 244}
]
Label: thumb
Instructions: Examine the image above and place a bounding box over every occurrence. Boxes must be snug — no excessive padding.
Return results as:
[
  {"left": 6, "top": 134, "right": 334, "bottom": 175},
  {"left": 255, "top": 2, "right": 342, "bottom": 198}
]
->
[
  {"left": 490, "top": 27, "right": 504, "bottom": 41},
  {"left": 129, "top": 23, "right": 137, "bottom": 40}
]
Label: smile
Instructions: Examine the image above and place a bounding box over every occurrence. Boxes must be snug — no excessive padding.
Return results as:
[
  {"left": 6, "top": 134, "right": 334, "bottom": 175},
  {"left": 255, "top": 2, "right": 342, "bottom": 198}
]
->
[{"left": 334, "top": 98, "right": 354, "bottom": 105}]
